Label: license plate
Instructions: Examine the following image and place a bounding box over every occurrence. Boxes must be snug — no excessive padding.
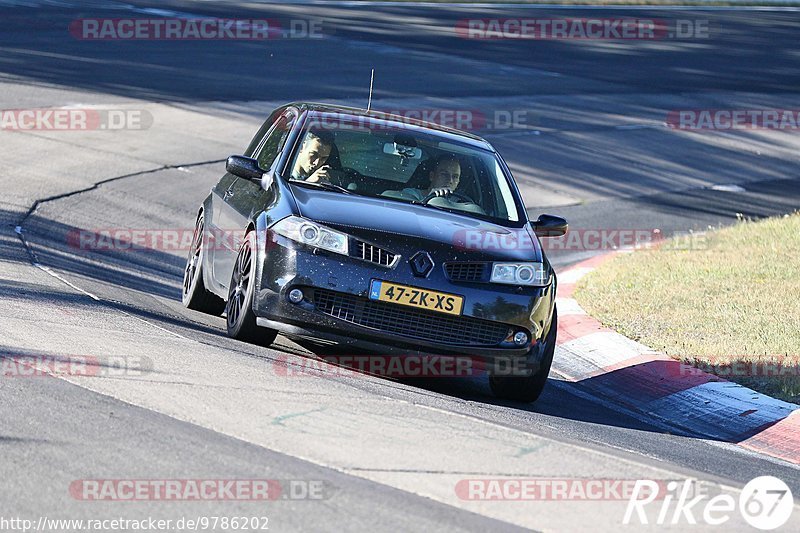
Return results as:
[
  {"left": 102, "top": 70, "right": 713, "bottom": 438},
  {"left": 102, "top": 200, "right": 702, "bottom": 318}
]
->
[{"left": 369, "top": 280, "right": 464, "bottom": 316}]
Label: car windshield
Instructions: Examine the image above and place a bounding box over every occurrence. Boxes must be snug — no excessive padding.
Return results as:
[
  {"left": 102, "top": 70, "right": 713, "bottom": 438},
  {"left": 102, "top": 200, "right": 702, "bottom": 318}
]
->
[{"left": 286, "top": 113, "right": 522, "bottom": 224}]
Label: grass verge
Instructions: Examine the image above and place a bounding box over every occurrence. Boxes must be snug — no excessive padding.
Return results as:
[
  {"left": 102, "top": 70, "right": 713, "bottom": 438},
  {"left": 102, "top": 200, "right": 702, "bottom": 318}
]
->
[{"left": 574, "top": 213, "right": 800, "bottom": 403}]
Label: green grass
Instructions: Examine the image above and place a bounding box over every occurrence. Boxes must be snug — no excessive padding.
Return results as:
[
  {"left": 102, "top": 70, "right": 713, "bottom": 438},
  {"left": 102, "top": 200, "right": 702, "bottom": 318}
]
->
[{"left": 574, "top": 213, "right": 800, "bottom": 403}]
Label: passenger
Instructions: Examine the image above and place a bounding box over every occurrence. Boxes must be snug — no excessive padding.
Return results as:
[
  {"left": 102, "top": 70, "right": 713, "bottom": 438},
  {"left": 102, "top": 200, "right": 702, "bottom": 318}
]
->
[{"left": 290, "top": 130, "right": 342, "bottom": 183}]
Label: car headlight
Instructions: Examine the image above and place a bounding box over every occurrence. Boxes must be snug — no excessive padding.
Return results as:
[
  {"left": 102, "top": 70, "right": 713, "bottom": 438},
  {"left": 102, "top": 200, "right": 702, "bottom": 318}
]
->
[
  {"left": 272, "top": 216, "right": 349, "bottom": 256},
  {"left": 491, "top": 262, "right": 549, "bottom": 286}
]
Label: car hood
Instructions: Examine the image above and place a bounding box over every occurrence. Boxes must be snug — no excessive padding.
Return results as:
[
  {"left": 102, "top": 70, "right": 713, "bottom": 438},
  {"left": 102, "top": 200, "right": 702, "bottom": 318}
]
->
[{"left": 290, "top": 186, "right": 542, "bottom": 261}]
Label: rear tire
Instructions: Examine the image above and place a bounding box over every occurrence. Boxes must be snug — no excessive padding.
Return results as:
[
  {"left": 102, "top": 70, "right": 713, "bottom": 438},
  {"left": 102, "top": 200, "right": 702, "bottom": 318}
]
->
[
  {"left": 489, "top": 307, "right": 558, "bottom": 403},
  {"left": 225, "top": 231, "right": 278, "bottom": 346},
  {"left": 182, "top": 213, "right": 225, "bottom": 315}
]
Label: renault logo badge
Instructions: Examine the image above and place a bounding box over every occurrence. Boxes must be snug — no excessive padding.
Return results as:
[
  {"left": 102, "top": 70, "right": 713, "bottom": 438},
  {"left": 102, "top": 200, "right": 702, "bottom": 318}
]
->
[{"left": 409, "top": 251, "right": 434, "bottom": 278}]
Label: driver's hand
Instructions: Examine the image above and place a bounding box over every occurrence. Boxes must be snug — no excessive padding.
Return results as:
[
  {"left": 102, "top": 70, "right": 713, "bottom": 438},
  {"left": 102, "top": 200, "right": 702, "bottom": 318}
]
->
[
  {"left": 308, "top": 165, "right": 342, "bottom": 184},
  {"left": 429, "top": 187, "right": 453, "bottom": 198},
  {"left": 306, "top": 165, "right": 331, "bottom": 183}
]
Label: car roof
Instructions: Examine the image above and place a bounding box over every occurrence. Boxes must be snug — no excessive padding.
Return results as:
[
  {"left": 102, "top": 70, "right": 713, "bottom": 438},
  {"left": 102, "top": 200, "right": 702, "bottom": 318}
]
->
[{"left": 285, "top": 101, "right": 495, "bottom": 151}]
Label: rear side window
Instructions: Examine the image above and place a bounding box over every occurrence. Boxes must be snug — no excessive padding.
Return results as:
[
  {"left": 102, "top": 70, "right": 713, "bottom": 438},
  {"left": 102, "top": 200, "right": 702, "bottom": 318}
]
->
[{"left": 257, "top": 112, "right": 295, "bottom": 170}]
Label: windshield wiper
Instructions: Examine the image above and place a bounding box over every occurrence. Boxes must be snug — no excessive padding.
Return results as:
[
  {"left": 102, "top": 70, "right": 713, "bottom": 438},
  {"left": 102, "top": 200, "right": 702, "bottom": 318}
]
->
[
  {"left": 410, "top": 200, "right": 458, "bottom": 215},
  {"left": 290, "top": 180, "right": 354, "bottom": 195}
]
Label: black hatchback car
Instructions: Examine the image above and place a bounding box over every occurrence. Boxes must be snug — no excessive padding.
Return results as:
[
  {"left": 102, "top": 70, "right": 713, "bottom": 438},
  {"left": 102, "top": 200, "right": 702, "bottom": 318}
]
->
[{"left": 182, "top": 103, "right": 567, "bottom": 402}]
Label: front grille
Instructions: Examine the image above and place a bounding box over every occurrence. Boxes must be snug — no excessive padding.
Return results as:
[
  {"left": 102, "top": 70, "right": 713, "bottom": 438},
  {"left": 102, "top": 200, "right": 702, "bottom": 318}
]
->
[
  {"left": 445, "top": 262, "right": 489, "bottom": 282},
  {"left": 313, "top": 289, "right": 510, "bottom": 346},
  {"left": 353, "top": 241, "right": 398, "bottom": 267}
]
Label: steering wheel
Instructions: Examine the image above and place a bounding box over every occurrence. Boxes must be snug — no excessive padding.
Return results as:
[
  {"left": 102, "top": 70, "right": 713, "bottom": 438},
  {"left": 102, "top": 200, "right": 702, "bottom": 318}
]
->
[
  {"left": 422, "top": 190, "right": 475, "bottom": 205},
  {"left": 339, "top": 167, "right": 363, "bottom": 190}
]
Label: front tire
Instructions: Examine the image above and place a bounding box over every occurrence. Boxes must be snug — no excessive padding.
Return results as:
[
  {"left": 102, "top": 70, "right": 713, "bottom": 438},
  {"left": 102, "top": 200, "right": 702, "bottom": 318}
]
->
[
  {"left": 489, "top": 307, "right": 558, "bottom": 403},
  {"left": 182, "top": 213, "right": 225, "bottom": 315},
  {"left": 225, "top": 231, "right": 278, "bottom": 346}
]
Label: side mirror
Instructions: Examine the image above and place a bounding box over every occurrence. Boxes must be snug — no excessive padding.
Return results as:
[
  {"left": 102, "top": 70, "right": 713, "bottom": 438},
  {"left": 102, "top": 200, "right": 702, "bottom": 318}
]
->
[
  {"left": 226, "top": 155, "right": 264, "bottom": 182},
  {"left": 532, "top": 214, "right": 568, "bottom": 237}
]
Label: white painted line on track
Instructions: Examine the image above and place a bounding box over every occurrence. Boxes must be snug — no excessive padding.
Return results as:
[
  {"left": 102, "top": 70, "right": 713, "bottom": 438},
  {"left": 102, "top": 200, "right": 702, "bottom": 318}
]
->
[
  {"left": 31, "top": 262, "right": 191, "bottom": 340},
  {"left": 32, "top": 263, "right": 101, "bottom": 301}
]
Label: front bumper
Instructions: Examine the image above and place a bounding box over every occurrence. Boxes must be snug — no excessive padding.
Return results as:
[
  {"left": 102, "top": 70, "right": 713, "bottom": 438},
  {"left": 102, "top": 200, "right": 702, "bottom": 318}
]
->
[{"left": 252, "top": 228, "right": 557, "bottom": 367}]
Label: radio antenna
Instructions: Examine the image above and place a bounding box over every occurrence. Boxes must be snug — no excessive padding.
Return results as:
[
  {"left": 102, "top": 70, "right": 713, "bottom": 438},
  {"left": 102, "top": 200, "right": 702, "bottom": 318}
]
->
[{"left": 367, "top": 68, "right": 374, "bottom": 112}]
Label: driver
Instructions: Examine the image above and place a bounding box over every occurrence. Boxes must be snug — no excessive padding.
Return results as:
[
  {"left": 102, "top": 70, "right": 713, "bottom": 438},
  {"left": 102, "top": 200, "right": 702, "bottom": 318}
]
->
[
  {"left": 401, "top": 154, "right": 461, "bottom": 201},
  {"left": 290, "top": 130, "right": 342, "bottom": 183}
]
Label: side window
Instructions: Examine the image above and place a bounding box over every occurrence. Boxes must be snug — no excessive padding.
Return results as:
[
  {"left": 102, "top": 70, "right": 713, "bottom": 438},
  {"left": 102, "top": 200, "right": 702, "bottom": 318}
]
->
[
  {"left": 256, "top": 112, "right": 295, "bottom": 170},
  {"left": 244, "top": 107, "right": 284, "bottom": 157}
]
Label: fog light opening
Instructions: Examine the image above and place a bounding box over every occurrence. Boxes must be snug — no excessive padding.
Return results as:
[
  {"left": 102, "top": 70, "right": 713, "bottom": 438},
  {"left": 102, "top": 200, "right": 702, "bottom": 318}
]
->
[
  {"left": 288, "top": 288, "right": 304, "bottom": 304},
  {"left": 513, "top": 331, "right": 529, "bottom": 346}
]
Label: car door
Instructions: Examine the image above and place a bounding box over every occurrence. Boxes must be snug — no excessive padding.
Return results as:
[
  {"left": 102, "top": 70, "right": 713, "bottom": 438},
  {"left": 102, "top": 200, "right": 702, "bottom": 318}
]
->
[
  {"left": 212, "top": 109, "right": 298, "bottom": 290},
  {"left": 205, "top": 108, "right": 287, "bottom": 289}
]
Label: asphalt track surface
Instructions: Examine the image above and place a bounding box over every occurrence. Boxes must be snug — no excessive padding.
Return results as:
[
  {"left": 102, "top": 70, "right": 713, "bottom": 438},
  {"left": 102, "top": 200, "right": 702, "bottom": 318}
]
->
[{"left": 2, "top": 1, "right": 800, "bottom": 531}]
